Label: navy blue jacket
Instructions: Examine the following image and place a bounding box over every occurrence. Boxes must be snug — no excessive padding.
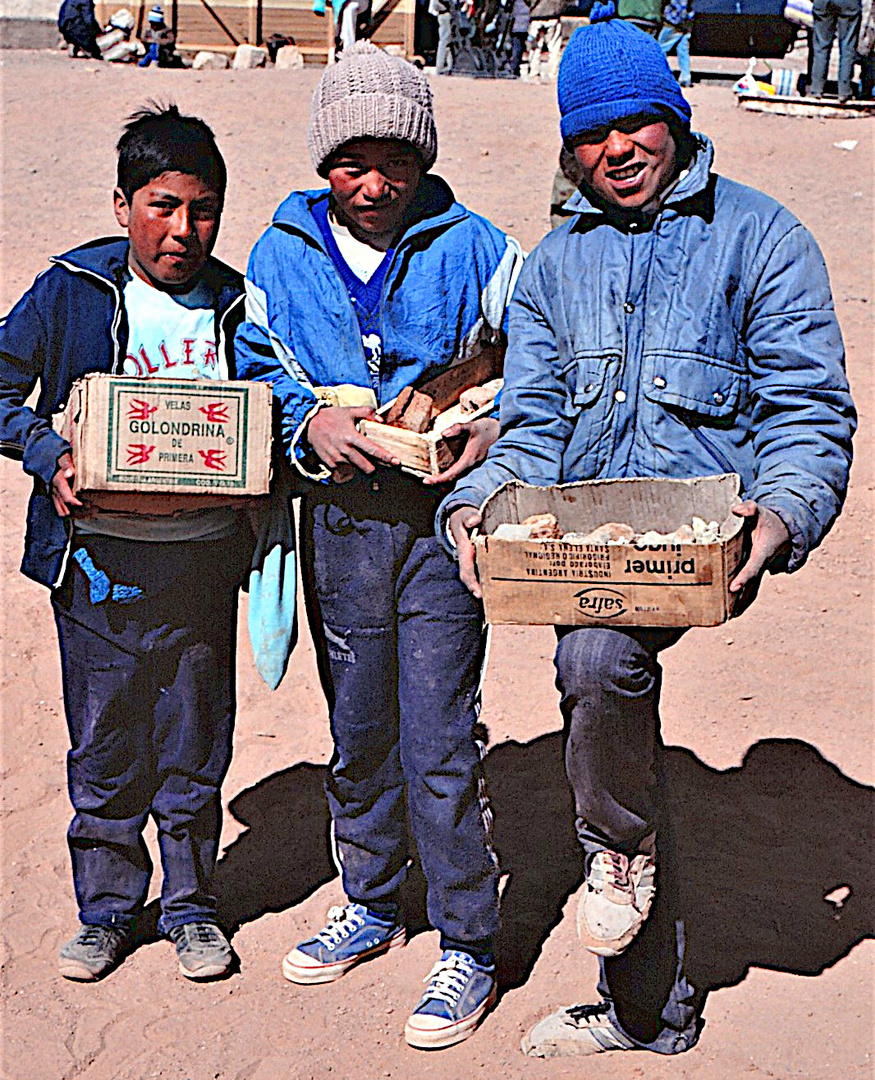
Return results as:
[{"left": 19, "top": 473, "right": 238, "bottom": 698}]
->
[
  {"left": 441, "top": 137, "right": 855, "bottom": 573},
  {"left": 0, "top": 238, "right": 244, "bottom": 588}
]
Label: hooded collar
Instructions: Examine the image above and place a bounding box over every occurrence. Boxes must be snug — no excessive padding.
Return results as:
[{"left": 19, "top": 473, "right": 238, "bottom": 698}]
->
[
  {"left": 271, "top": 173, "right": 469, "bottom": 250},
  {"left": 565, "top": 132, "right": 714, "bottom": 228}
]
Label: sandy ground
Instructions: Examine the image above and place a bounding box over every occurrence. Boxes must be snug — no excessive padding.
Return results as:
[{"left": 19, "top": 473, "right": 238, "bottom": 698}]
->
[{"left": 0, "top": 48, "right": 872, "bottom": 1080}]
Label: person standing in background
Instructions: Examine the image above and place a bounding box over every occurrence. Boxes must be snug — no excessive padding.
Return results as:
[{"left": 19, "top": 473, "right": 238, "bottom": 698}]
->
[
  {"left": 510, "top": 0, "right": 532, "bottom": 75},
  {"left": 809, "top": 0, "right": 862, "bottom": 100},
  {"left": 658, "top": 0, "right": 694, "bottom": 85},
  {"left": 430, "top": 0, "right": 455, "bottom": 73}
]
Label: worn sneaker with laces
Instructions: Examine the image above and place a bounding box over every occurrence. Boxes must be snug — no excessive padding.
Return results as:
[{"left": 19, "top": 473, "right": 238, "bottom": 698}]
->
[
  {"left": 522, "top": 1002, "right": 636, "bottom": 1058},
  {"left": 577, "top": 834, "right": 656, "bottom": 956},
  {"left": 282, "top": 903, "right": 405, "bottom": 985},
  {"left": 59, "top": 924, "right": 131, "bottom": 981},
  {"left": 168, "top": 921, "right": 234, "bottom": 979},
  {"left": 404, "top": 950, "right": 497, "bottom": 1050}
]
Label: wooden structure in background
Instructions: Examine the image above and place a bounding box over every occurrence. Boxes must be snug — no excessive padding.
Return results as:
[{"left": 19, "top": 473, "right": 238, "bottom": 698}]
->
[{"left": 95, "top": 0, "right": 415, "bottom": 62}]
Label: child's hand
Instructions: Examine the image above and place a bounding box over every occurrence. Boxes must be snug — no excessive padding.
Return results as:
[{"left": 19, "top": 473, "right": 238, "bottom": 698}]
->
[
  {"left": 728, "top": 500, "right": 791, "bottom": 614},
  {"left": 51, "top": 453, "right": 84, "bottom": 518},
  {"left": 423, "top": 418, "right": 499, "bottom": 487},
  {"left": 448, "top": 505, "right": 482, "bottom": 598},
  {"left": 306, "top": 406, "right": 401, "bottom": 477}
]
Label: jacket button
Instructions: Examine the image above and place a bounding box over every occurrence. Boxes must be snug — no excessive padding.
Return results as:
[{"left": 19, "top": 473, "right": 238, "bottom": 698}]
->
[
  {"left": 713, "top": 391, "right": 725, "bottom": 405},
  {"left": 653, "top": 375, "right": 666, "bottom": 388},
  {"left": 614, "top": 389, "right": 627, "bottom": 403},
  {"left": 623, "top": 302, "right": 635, "bottom": 314}
]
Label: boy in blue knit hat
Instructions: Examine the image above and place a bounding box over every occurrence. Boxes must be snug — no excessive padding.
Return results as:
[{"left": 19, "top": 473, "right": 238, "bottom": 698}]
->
[{"left": 441, "top": 5, "right": 853, "bottom": 1060}]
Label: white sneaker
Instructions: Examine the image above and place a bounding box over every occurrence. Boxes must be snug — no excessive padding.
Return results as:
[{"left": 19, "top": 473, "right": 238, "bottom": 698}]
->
[
  {"left": 577, "top": 834, "right": 656, "bottom": 956},
  {"left": 521, "top": 1002, "right": 635, "bottom": 1058}
]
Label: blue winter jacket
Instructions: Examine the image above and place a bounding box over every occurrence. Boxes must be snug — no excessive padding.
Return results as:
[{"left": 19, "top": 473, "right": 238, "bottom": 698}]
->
[
  {"left": 0, "top": 238, "right": 245, "bottom": 588},
  {"left": 234, "top": 176, "right": 523, "bottom": 478},
  {"left": 441, "top": 136, "right": 855, "bottom": 572}
]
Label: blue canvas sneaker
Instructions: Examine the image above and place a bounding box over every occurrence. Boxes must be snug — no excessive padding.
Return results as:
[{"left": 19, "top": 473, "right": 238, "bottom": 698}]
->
[
  {"left": 404, "top": 950, "right": 497, "bottom": 1049},
  {"left": 282, "top": 903, "right": 405, "bottom": 985}
]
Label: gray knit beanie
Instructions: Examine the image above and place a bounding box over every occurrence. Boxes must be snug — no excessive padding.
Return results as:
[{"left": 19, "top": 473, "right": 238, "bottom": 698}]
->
[{"left": 308, "top": 42, "right": 437, "bottom": 176}]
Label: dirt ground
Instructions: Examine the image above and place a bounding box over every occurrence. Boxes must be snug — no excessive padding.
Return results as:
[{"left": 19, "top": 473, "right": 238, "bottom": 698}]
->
[{"left": 0, "top": 47, "right": 872, "bottom": 1080}]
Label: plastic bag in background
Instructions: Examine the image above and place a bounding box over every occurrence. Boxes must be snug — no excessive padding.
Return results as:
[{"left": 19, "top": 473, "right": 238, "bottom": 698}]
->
[
  {"left": 247, "top": 461, "right": 297, "bottom": 690},
  {"left": 733, "top": 57, "right": 786, "bottom": 94},
  {"left": 733, "top": 57, "right": 759, "bottom": 92},
  {"left": 107, "top": 6, "right": 135, "bottom": 30}
]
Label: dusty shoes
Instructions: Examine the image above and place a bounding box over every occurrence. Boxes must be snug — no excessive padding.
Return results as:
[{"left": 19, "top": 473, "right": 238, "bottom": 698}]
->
[
  {"left": 577, "top": 834, "right": 656, "bottom": 956},
  {"left": 169, "top": 922, "right": 235, "bottom": 979},
  {"left": 405, "top": 950, "right": 497, "bottom": 1050},
  {"left": 522, "top": 1002, "right": 635, "bottom": 1058},
  {"left": 59, "top": 924, "right": 131, "bottom": 981}
]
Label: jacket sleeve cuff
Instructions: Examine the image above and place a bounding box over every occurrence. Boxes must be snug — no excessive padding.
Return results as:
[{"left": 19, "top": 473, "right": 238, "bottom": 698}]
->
[
  {"left": 752, "top": 495, "right": 808, "bottom": 574},
  {"left": 289, "top": 400, "right": 331, "bottom": 482},
  {"left": 436, "top": 491, "right": 481, "bottom": 555},
  {"left": 22, "top": 430, "right": 72, "bottom": 487}
]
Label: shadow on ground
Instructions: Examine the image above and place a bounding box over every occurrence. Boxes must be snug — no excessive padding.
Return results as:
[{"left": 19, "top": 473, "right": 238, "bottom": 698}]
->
[{"left": 133, "top": 735, "right": 874, "bottom": 1005}]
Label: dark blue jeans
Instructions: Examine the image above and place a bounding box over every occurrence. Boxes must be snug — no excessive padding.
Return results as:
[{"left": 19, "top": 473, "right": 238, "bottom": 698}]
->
[
  {"left": 305, "top": 473, "right": 500, "bottom": 950},
  {"left": 809, "top": 0, "right": 863, "bottom": 96},
  {"left": 554, "top": 625, "right": 702, "bottom": 1054},
  {"left": 52, "top": 533, "right": 250, "bottom": 936}
]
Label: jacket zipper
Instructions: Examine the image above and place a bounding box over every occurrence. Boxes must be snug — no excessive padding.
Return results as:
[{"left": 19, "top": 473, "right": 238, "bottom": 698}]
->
[{"left": 51, "top": 258, "right": 125, "bottom": 373}]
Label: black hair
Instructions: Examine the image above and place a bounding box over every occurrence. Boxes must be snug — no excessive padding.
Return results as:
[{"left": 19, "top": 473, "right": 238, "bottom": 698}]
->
[{"left": 116, "top": 102, "right": 226, "bottom": 203}]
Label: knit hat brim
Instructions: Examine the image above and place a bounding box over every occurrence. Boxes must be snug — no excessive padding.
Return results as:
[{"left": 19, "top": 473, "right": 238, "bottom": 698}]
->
[
  {"left": 308, "top": 42, "right": 437, "bottom": 175},
  {"left": 560, "top": 95, "right": 692, "bottom": 140}
]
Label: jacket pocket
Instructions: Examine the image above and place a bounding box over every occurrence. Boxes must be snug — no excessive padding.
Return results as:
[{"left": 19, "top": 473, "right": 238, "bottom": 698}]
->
[
  {"left": 563, "top": 353, "right": 616, "bottom": 409},
  {"left": 642, "top": 351, "right": 744, "bottom": 420}
]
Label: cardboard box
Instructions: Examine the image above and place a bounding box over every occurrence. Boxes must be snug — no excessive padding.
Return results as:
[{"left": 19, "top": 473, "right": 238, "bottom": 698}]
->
[
  {"left": 474, "top": 474, "right": 745, "bottom": 628},
  {"left": 357, "top": 345, "right": 504, "bottom": 476},
  {"left": 55, "top": 374, "right": 272, "bottom": 511}
]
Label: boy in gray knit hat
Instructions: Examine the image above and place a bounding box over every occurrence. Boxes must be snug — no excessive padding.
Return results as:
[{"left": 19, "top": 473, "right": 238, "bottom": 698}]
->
[{"left": 235, "top": 42, "right": 522, "bottom": 1050}]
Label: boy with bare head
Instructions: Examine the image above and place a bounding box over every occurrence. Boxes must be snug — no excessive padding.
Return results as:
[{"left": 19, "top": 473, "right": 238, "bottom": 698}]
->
[{"left": 0, "top": 104, "right": 251, "bottom": 983}]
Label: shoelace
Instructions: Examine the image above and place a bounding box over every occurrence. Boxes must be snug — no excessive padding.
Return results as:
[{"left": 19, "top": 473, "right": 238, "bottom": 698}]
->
[
  {"left": 566, "top": 1003, "right": 611, "bottom": 1026},
  {"left": 315, "top": 905, "right": 365, "bottom": 947},
  {"left": 420, "top": 953, "right": 474, "bottom": 1007},
  {"left": 189, "top": 923, "right": 222, "bottom": 945},
  {"left": 79, "top": 925, "right": 119, "bottom": 947},
  {"left": 607, "top": 852, "right": 631, "bottom": 894}
]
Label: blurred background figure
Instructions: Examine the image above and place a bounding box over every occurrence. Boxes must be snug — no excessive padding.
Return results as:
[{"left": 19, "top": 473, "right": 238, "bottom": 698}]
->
[
  {"left": 853, "top": 0, "right": 874, "bottom": 95},
  {"left": 808, "top": 0, "right": 862, "bottom": 99},
  {"left": 335, "top": 0, "right": 372, "bottom": 53},
  {"left": 510, "top": 0, "right": 532, "bottom": 74},
  {"left": 617, "top": 0, "right": 661, "bottom": 36},
  {"left": 138, "top": 5, "right": 182, "bottom": 66},
  {"left": 58, "top": 0, "right": 101, "bottom": 58},
  {"left": 430, "top": 0, "right": 455, "bottom": 72},
  {"left": 658, "top": 0, "right": 694, "bottom": 84}
]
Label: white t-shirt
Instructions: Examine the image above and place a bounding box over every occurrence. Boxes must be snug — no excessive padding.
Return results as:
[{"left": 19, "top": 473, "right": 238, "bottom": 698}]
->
[
  {"left": 78, "top": 271, "right": 239, "bottom": 542},
  {"left": 121, "top": 272, "right": 228, "bottom": 380},
  {"left": 328, "top": 213, "right": 388, "bottom": 284}
]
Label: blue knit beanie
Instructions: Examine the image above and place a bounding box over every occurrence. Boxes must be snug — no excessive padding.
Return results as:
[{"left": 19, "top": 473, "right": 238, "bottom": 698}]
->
[{"left": 558, "top": 3, "right": 692, "bottom": 141}]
